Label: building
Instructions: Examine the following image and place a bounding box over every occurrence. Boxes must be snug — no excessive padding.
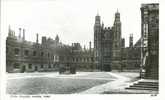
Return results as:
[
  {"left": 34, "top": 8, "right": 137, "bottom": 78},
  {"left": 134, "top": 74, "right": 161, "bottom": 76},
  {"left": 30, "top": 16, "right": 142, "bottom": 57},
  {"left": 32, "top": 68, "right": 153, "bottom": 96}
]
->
[
  {"left": 140, "top": 3, "right": 159, "bottom": 79},
  {"left": 94, "top": 11, "right": 122, "bottom": 71},
  {"left": 121, "top": 36, "right": 141, "bottom": 71},
  {"left": 6, "top": 27, "right": 64, "bottom": 72},
  {"left": 6, "top": 27, "right": 95, "bottom": 73}
]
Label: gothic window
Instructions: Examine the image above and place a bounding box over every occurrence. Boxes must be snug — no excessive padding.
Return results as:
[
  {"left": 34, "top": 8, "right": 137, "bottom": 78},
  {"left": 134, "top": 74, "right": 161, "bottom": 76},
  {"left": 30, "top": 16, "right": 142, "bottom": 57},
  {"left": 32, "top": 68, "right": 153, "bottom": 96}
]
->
[{"left": 14, "top": 48, "right": 19, "bottom": 55}]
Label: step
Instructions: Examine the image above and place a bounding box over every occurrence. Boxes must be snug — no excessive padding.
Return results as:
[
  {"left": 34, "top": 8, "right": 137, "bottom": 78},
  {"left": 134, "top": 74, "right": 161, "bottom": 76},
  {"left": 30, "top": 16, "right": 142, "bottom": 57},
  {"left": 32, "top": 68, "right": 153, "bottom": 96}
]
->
[
  {"left": 131, "top": 83, "right": 159, "bottom": 86},
  {"left": 125, "top": 87, "right": 158, "bottom": 91},
  {"left": 130, "top": 85, "right": 158, "bottom": 88},
  {"left": 138, "top": 82, "right": 159, "bottom": 85}
]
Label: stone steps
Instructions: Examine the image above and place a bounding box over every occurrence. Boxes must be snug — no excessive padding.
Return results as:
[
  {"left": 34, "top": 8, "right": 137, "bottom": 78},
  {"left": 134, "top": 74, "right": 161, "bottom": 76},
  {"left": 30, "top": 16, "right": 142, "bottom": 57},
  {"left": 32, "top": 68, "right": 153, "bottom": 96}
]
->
[{"left": 125, "top": 81, "right": 159, "bottom": 91}]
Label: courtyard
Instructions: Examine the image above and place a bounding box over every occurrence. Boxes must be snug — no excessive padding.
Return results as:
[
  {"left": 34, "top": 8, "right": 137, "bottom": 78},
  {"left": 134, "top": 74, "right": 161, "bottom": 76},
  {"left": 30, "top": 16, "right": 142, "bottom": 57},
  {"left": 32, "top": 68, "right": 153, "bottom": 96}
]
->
[{"left": 7, "top": 71, "right": 152, "bottom": 94}]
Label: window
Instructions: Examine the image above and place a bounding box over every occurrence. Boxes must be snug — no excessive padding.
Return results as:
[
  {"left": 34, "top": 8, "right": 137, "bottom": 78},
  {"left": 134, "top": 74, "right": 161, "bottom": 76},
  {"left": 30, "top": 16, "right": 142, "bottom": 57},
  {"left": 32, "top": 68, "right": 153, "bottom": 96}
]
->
[
  {"left": 33, "top": 51, "right": 37, "bottom": 56},
  {"left": 6, "top": 47, "right": 8, "bottom": 53},
  {"left": 48, "top": 53, "right": 50, "bottom": 57},
  {"left": 53, "top": 64, "right": 56, "bottom": 68},
  {"left": 48, "top": 64, "right": 51, "bottom": 68},
  {"left": 14, "top": 63, "right": 20, "bottom": 69},
  {"left": 14, "top": 48, "right": 19, "bottom": 55},
  {"left": 41, "top": 64, "right": 44, "bottom": 68},
  {"left": 24, "top": 50, "right": 29, "bottom": 56},
  {"left": 28, "top": 64, "right": 32, "bottom": 69},
  {"left": 41, "top": 52, "right": 44, "bottom": 56}
]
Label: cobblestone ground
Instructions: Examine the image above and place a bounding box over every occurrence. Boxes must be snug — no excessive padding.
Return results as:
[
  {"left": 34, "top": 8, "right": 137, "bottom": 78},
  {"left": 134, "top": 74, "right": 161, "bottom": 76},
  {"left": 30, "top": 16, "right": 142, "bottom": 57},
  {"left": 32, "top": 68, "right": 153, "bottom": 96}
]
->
[{"left": 7, "top": 72, "right": 116, "bottom": 94}]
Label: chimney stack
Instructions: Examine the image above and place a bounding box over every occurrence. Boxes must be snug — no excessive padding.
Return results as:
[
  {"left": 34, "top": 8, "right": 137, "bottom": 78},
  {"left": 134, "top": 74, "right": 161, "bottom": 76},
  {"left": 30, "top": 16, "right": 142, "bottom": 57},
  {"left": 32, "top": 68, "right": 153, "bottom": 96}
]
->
[
  {"left": 23, "top": 29, "right": 25, "bottom": 40},
  {"left": 19, "top": 28, "right": 22, "bottom": 38},
  {"left": 89, "top": 41, "right": 91, "bottom": 51},
  {"left": 36, "top": 33, "right": 39, "bottom": 43}
]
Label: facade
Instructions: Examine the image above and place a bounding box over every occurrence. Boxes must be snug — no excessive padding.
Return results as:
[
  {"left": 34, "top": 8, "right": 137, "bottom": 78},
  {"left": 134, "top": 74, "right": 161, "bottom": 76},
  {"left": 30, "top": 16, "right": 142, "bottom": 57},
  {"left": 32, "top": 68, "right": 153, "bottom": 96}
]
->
[
  {"left": 140, "top": 3, "right": 159, "bottom": 79},
  {"left": 94, "top": 11, "right": 122, "bottom": 71}
]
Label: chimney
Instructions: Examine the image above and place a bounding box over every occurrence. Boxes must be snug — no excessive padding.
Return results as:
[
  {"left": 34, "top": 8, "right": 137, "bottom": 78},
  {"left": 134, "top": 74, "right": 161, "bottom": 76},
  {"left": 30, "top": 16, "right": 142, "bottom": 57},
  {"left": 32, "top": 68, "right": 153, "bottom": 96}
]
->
[
  {"left": 36, "top": 33, "right": 39, "bottom": 43},
  {"left": 89, "top": 41, "right": 91, "bottom": 51},
  {"left": 19, "top": 28, "right": 22, "bottom": 38},
  {"left": 42, "top": 36, "right": 46, "bottom": 44},
  {"left": 23, "top": 29, "right": 25, "bottom": 40},
  {"left": 129, "top": 34, "right": 133, "bottom": 47}
]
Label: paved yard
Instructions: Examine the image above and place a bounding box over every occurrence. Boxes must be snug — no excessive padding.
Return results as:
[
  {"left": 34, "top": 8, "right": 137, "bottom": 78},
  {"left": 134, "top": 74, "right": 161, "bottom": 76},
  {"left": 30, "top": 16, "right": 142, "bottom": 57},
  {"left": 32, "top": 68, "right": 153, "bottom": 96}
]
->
[{"left": 7, "top": 72, "right": 116, "bottom": 94}]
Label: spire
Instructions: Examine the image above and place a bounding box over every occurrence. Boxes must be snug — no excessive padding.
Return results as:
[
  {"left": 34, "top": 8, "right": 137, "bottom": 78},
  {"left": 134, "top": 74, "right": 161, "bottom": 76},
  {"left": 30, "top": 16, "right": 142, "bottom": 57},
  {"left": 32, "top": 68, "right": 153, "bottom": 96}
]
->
[
  {"left": 97, "top": 9, "right": 99, "bottom": 16},
  {"left": 95, "top": 10, "right": 101, "bottom": 25},
  {"left": 55, "top": 34, "right": 59, "bottom": 43},
  {"left": 8, "top": 25, "right": 11, "bottom": 36},
  {"left": 114, "top": 9, "right": 120, "bottom": 22}
]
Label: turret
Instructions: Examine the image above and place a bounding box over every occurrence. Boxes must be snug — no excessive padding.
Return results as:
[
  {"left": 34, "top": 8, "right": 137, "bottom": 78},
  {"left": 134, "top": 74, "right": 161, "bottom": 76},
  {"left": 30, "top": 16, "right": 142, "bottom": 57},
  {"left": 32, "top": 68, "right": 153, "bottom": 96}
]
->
[{"left": 55, "top": 35, "right": 59, "bottom": 43}]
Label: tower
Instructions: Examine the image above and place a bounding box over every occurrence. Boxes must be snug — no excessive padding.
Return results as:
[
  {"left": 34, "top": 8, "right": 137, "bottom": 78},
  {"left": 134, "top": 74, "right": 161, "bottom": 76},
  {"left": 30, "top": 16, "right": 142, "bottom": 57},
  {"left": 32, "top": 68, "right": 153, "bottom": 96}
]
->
[
  {"left": 94, "top": 13, "right": 102, "bottom": 70},
  {"left": 111, "top": 10, "right": 122, "bottom": 70}
]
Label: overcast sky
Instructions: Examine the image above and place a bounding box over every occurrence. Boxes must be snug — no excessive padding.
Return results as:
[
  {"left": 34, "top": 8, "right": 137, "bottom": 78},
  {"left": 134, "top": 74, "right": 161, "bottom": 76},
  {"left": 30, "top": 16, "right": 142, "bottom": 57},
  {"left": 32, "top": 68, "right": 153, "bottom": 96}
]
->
[{"left": 1, "top": 0, "right": 159, "bottom": 47}]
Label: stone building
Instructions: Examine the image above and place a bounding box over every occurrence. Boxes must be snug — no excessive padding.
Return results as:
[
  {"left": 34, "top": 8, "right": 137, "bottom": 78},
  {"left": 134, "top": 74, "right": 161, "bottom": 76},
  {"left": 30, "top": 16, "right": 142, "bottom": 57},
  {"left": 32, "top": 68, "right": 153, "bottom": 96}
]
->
[
  {"left": 6, "top": 27, "right": 95, "bottom": 73},
  {"left": 140, "top": 3, "right": 159, "bottom": 79},
  {"left": 70, "top": 42, "right": 95, "bottom": 71},
  {"left": 94, "top": 11, "right": 122, "bottom": 71},
  {"left": 121, "top": 35, "right": 141, "bottom": 71}
]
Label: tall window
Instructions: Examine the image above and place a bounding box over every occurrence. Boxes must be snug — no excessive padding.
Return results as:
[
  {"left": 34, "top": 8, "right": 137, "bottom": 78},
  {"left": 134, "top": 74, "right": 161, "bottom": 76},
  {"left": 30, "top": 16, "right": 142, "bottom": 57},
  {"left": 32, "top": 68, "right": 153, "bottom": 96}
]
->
[{"left": 6, "top": 47, "right": 8, "bottom": 53}]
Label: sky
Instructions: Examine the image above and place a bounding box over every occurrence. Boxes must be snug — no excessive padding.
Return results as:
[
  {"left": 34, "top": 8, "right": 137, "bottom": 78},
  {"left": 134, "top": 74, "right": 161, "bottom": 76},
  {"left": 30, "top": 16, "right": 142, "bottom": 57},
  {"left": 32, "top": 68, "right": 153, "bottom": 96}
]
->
[{"left": 1, "top": 0, "right": 159, "bottom": 47}]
